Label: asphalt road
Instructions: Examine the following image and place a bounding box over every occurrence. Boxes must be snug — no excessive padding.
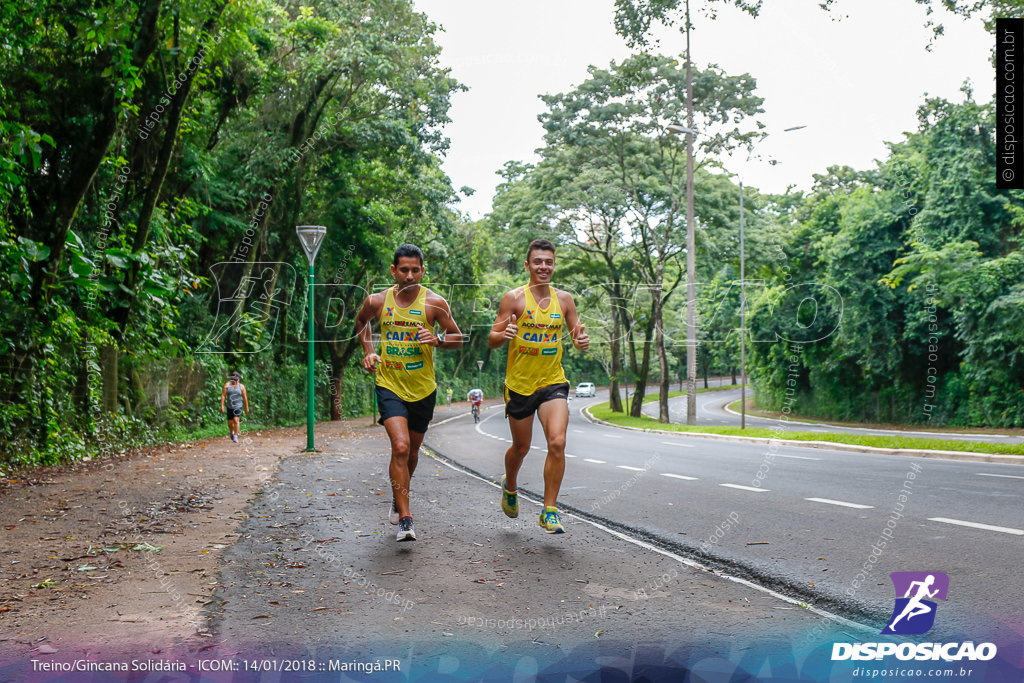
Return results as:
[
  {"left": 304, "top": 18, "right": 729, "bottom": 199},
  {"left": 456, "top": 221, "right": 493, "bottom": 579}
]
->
[{"left": 425, "top": 396, "right": 1024, "bottom": 645}]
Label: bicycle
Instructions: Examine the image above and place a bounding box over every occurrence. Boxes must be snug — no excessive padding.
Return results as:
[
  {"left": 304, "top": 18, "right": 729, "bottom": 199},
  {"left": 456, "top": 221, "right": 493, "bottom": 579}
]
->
[{"left": 471, "top": 401, "right": 480, "bottom": 423}]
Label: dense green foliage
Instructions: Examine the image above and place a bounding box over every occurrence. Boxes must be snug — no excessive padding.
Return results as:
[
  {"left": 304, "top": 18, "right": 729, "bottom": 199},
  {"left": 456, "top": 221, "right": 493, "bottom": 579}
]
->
[
  {"left": 747, "top": 92, "right": 1024, "bottom": 427},
  {"left": 0, "top": 0, "right": 486, "bottom": 469},
  {"left": 2, "top": 0, "right": 1019, "bottom": 472}
]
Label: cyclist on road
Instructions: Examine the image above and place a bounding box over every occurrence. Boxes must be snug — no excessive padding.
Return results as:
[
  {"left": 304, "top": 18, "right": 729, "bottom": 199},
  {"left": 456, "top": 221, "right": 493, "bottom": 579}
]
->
[
  {"left": 355, "top": 244, "right": 463, "bottom": 542},
  {"left": 489, "top": 238, "right": 589, "bottom": 534},
  {"left": 467, "top": 388, "right": 483, "bottom": 422}
]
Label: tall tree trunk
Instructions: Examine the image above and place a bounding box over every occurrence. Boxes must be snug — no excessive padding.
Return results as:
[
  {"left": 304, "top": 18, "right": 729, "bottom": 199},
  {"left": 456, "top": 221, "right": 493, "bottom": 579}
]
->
[
  {"left": 101, "top": 345, "right": 119, "bottom": 414},
  {"left": 607, "top": 283, "right": 623, "bottom": 413},
  {"left": 629, "top": 315, "right": 654, "bottom": 418},
  {"left": 654, "top": 287, "right": 670, "bottom": 423}
]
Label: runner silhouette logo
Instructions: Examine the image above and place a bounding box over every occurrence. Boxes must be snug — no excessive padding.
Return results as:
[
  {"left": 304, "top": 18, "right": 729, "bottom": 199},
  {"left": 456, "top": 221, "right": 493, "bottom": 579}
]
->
[{"left": 882, "top": 571, "right": 949, "bottom": 635}]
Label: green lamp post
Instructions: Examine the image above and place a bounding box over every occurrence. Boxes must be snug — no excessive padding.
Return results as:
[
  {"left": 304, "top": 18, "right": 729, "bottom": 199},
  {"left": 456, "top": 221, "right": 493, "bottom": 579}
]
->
[{"left": 296, "top": 225, "right": 326, "bottom": 451}]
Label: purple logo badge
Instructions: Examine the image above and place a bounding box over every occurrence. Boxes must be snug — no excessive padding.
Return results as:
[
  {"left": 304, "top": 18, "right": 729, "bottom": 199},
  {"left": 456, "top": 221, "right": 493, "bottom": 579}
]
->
[{"left": 882, "top": 571, "right": 949, "bottom": 635}]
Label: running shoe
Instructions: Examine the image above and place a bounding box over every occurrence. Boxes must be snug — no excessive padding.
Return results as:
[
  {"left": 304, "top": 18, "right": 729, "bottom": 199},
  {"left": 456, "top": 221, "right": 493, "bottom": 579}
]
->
[
  {"left": 231, "top": 434, "right": 238, "bottom": 443},
  {"left": 389, "top": 499, "right": 400, "bottom": 525},
  {"left": 397, "top": 516, "right": 416, "bottom": 542},
  {"left": 500, "top": 475, "right": 519, "bottom": 518},
  {"left": 538, "top": 507, "right": 565, "bottom": 534}
]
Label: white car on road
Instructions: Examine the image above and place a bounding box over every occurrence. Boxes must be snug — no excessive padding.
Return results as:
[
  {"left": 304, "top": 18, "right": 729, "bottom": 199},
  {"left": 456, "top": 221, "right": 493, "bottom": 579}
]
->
[{"left": 574, "top": 382, "right": 596, "bottom": 398}]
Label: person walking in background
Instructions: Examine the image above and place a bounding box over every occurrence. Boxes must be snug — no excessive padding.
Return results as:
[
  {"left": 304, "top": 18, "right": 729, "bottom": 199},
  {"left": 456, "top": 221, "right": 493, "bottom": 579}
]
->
[
  {"left": 446, "top": 386, "right": 453, "bottom": 407},
  {"left": 355, "top": 244, "right": 464, "bottom": 542},
  {"left": 220, "top": 371, "right": 249, "bottom": 443},
  {"left": 488, "top": 238, "right": 589, "bottom": 534}
]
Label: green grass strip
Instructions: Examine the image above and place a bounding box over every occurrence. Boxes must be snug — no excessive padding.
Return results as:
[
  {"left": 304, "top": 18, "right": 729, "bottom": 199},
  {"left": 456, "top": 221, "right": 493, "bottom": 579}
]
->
[{"left": 589, "top": 402, "right": 1024, "bottom": 456}]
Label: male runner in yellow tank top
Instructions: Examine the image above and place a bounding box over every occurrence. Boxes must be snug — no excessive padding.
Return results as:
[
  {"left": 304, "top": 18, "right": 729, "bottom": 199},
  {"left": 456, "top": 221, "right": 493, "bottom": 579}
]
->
[
  {"left": 355, "top": 244, "right": 463, "bottom": 541},
  {"left": 488, "top": 239, "right": 589, "bottom": 533}
]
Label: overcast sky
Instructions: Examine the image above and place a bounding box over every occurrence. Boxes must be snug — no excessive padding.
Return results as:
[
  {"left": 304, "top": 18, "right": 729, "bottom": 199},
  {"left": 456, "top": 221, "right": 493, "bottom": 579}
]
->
[{"left": 411, "top": 0, "right": 994, "bottom": 219}]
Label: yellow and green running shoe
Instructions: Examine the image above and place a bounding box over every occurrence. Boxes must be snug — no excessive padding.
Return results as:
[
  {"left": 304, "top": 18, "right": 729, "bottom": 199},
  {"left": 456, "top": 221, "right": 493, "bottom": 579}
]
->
[
  {"left": 538, "top": 506, "right": 564, "bottom": 534},
  {"left": 500, "top": 475, "right": 519, "bottom": 518}
]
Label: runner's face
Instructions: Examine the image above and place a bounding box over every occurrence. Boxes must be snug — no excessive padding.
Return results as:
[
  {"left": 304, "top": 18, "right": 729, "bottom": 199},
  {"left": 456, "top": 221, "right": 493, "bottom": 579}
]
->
[
  {"left": 391, "top": 257, "right": 425, "bottom": 291},
  {"left": 525, "top": 249, "right": 555, "bottom": 283}
]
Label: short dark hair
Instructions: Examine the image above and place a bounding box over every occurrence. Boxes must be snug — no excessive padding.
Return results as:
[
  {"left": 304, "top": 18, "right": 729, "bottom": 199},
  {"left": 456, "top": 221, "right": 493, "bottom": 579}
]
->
[
  {"left": 393, "top": 244, "right": 424, "bottom": 266},
  {"left": 526, "top": 238, "right": 556, "bottom": 261}
]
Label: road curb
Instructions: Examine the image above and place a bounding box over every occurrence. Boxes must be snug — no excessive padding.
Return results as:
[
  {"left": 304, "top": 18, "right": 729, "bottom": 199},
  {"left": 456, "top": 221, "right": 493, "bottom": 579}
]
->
[{"left": 579, "top": 405, "right": 1024, "bottom": 465}]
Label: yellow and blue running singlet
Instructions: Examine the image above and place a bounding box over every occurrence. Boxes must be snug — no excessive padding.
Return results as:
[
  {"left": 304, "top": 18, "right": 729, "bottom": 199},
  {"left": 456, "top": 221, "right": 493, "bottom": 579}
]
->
[
  {"left": 504, "top": 286, "right": 568, "bottom": 397},
  {"left": 377, "top": 286, "right": 435, "bottom": 402}
]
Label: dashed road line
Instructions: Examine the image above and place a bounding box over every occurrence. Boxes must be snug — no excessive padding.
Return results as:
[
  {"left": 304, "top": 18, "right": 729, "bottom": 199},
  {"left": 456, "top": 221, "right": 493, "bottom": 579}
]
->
[
  {"left": 976, "top": 473, "right": 1024, "bottom": 480},
  {"left": 584, "top": 458, "right": 607, "bottom": 464},
  {"left": 660, "top": 473, "right": 698, "bottom": 481},
  {"left": 616, "top": 465, "right": 647, "bottom": 472},
  {"left": 775, "top": 454, "right": 821, "bottom": 461},
  {"left": 660, "top": 441, "right": 695, "bottom": 448},
  {"left": 806, "top": 497, "right": 874, "bottom": 509},
  {"left": 720, "top": 484, "right": 769, "bottom": 493},
  {"left": 927, "top": 518, "right": 1024, "bottom": 535}
]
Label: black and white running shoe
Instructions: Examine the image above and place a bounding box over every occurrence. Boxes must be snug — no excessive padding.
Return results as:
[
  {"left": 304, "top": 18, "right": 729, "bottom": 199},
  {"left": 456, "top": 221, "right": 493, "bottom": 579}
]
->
[{"left": 397, "top": 516, "right": 416, "bottom": 542}]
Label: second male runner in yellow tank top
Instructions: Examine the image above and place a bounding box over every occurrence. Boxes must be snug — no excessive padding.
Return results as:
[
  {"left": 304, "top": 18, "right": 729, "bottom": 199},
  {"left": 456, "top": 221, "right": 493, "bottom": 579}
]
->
[{"left": 488, "top": 238, "right": 589, "bottom": 534}]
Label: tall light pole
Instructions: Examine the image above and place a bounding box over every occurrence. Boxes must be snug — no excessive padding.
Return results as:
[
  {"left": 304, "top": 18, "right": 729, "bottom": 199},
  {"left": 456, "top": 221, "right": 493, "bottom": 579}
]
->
[
  {"left": 476, "top": 359, "right": 483, "bottom": 390},
  {"left": 667, "top": 124, "right": 699, "bottom": 425},
  {"left": 737, "top": 125, "right": 806, "bottom": 429},
  {"left": 296, "top": 225, "right": 326, "bottom": 451}
]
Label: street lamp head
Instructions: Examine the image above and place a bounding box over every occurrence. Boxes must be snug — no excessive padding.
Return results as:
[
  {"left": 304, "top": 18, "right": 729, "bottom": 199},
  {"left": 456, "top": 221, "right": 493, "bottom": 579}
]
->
[
  {"left": 296, "top": 225, "right": 327, "bottom": 264},
  {"left": 667, "top": 124, "right": 699, "bottom": 137}
]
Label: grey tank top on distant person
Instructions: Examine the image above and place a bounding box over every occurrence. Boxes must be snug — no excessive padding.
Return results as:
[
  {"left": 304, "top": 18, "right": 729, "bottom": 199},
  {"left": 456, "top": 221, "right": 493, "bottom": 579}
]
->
[{"left": 226, "top": 383, "right": 243, "bottom": 410}]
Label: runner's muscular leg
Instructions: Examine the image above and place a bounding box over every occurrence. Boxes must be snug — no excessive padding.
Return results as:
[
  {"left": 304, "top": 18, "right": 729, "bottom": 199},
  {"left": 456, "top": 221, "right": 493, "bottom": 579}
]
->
[
  {"left": 408, "top": 430, "right": 424, "bottom": 480},
  {"left": 504, "top": 414, "right": 534, "bottom": 491},
  {"left": 537, "top": 398, "right": 569, "bottom": 509},
  {"left": 383, "top": 416, "right": 414, "bottom": 518}
]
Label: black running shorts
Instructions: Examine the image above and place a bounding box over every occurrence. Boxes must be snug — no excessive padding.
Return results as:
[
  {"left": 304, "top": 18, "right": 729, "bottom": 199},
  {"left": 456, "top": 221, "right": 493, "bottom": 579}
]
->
[
  {"left": 376, "top": 386, "right": 436, "bottom": 434},
  {"left": 504, "top": 382, "right": 570, "bottom": 420},
  {"left": 226, "top": 407, "right": 243, "bottom": 420}
]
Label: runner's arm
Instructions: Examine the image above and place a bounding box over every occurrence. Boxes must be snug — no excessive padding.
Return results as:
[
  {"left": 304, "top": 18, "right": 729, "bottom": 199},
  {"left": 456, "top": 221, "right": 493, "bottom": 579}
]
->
[
  {"left": 420, "top": 294, "right": 463, "bottom": 349},
  {"left": 488, "top": 290, "right": 520, "bottom": 349},
  {"left": 561, "top": 292, "right": 590, "bottom": 351},
  {"left": 220, "top": 383, "right": 227, "bottom": 412},
  {"left": 242, "top": 385, "right": 250, "bottom": 414},
  {"left": 355, "top": 294, "right": 383, "bottom": 372}
]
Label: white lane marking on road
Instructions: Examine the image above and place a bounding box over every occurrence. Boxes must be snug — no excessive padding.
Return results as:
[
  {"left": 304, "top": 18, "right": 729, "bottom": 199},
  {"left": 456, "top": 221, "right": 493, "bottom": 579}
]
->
[
  {"left": 927, "top": 517, "right": 1024, "bottom": 535},
  {"left": 805, "top": 497, "right": 874, "bottom": 509},
  {"left": 660, "top": 473, "right": 698, "bottom": 481},
  {"left": 976, "top": 473, "right": 1024, "bottom": 480},
  {"left": 573, "top": 429, "right": 585, "bottom": 433},
  {"left": 424, "top": 453, "right": 874, "bottom": 635},
  {"left": 584, "top": 458, "right": 606, "bottom": 464},
  {"left": 604, "top": 434, "right": 624, "bottom": 438},
  {"left": 775, "top": 454, "right": 821, "bottom": 461},
  {"left": 566, "top": 454, "right": 577, "bottom": 458},
  {"left": 617, "top": 466, "right": 646, "bottom": 471},
  {"left": 660, "top": 441, "right": 695, "bottom": 448},
  {"left": 531, "top": 446, "right": 543, "bottom": 450},
  {"left": 720, "top": 484, "right": 770, "bottom": 493}
]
